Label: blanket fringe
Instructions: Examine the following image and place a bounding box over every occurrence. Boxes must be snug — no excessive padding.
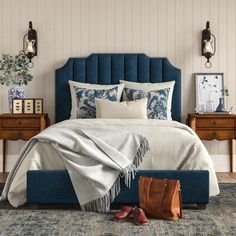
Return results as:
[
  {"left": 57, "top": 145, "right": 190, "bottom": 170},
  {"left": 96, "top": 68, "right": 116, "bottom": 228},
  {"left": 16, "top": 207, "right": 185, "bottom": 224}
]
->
[
  {"left": 81, "top": 177, "right": 121, "bottom": 212},
  {"left": 81, "top": 137, "right": 150, "bottom": 212}
]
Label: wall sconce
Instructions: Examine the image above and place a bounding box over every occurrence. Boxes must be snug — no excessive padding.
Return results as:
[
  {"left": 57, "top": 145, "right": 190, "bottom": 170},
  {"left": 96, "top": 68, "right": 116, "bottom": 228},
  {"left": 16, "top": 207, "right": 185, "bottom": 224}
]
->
[
  {"left": 23, "top": 21, "right": 37, "bottom": 67},
  {"left": 201, "top": 21, "right": 216, "bottom": 68}
]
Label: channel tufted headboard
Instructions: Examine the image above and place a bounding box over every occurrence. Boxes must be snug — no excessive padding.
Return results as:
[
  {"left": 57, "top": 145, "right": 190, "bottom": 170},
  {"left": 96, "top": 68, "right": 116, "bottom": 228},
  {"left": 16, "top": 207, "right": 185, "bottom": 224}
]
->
[{"left": 55, "top": 54, "right": 181, "bottom": 123}]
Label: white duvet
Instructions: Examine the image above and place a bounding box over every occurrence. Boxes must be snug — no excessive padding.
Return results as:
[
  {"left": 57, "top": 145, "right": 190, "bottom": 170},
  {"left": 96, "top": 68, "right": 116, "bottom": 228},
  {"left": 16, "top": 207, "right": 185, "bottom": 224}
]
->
[{"left": 2, "top": 119, "right": 219, "bottom": 207}]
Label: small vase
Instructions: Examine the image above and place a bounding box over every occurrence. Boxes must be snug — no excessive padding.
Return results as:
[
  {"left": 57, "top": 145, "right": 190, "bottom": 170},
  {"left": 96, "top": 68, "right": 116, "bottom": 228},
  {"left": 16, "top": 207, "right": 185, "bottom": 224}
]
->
[
  {"left": 216, "top": 98, "right": 226, "bottom": 112},
  {"left": 206, "top": 99, "right": 214, "bottom": 112},
  {"left": 8, "top": 81, "right": 25, "bottom": 112}
]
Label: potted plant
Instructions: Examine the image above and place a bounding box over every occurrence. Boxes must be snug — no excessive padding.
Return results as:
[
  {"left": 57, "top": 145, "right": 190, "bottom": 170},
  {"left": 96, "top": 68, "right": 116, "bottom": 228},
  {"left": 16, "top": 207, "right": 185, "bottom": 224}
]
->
[{"left": 0, "top": 52, "right": 33, "bottom": 112}]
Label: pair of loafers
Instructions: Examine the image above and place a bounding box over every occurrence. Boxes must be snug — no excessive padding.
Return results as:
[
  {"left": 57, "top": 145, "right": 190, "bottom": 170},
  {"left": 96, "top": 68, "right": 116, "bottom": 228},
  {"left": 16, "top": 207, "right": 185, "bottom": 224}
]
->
[{"left": 114, "top": 205, "right": 148, "bottom": 225}]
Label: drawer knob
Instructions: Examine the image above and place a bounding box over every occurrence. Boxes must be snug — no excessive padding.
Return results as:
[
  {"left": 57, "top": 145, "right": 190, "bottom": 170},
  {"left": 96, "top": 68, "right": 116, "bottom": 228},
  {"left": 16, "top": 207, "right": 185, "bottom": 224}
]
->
[
  {"left": 212, "top": 131, "right": 216, "bottom": 138},
  {"left": 212, "top": 121, "right": 216, "bottom": 126}
]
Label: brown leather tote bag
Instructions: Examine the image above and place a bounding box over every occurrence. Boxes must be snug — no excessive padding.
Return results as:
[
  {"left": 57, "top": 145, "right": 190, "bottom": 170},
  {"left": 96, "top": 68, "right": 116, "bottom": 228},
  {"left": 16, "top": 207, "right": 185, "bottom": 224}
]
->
[{"left": 139, "top": 176, "right": 182, "bottom": 221}]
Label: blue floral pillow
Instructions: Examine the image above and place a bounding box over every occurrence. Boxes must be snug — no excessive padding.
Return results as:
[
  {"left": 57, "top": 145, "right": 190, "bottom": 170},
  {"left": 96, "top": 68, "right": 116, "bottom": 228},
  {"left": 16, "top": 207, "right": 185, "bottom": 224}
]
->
[
  {"left": 75, "top": 86, "right": 118, "bottom": 118},
  {"left": 124, "top": 88, "right": 170, "bottom": 119}
]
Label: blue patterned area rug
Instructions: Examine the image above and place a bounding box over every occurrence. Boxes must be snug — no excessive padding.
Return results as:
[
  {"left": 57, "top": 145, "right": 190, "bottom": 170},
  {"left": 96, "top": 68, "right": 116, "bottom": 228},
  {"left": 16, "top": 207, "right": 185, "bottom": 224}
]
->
[{"left": 0, "top": 184, "right": 235, "bottom": 236}]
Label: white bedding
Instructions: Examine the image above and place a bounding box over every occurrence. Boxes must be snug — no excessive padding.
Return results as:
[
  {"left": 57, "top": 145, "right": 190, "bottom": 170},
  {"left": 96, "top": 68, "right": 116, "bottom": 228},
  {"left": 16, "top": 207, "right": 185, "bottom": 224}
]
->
[{"left": 2, "top": 119, "right": 219, "bottom": 207}]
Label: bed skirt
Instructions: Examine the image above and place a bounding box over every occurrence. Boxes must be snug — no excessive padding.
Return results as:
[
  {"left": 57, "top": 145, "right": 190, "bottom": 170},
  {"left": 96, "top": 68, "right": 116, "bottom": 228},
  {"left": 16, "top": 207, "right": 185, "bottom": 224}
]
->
[{"left": 27, "top": 170, "right": 209, "bottom": 205}]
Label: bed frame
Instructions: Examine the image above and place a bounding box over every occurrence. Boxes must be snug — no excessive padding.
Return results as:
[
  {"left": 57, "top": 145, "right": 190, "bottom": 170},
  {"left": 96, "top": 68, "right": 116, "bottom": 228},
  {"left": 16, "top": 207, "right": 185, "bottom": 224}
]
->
[{"left": 27, "top": 54, "right": 209, "bottom": 208}]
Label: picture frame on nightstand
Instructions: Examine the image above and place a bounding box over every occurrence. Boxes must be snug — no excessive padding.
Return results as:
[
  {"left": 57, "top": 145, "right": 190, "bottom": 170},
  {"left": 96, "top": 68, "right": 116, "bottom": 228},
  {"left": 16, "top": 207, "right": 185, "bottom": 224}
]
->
[
  {"left": 195, "top": 73, "right": 224, "bottom": 113},
  {"left": 12, "top": 99, "right": 23, "bottom": 114},
  {"left": 34, "top": 99, "right": 43, "bottom": 114},
  {"left": 24, "top": 99, "right": 34, "bottom": 114}
]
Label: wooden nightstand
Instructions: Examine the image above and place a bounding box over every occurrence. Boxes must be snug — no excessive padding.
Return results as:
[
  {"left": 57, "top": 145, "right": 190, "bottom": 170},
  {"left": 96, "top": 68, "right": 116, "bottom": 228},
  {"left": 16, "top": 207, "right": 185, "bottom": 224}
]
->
[
  {"left": 188, "top": 113, "right": 236, "bottom": 172},
  {"left": 0, "top": 114, "right": 50, "bottom": 173}
]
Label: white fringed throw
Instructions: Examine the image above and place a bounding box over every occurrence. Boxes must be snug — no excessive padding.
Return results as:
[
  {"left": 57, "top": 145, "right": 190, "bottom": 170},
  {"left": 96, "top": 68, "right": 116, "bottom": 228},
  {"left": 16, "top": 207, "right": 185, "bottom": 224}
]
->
[{"left": 1, "top": 126, "right": 149, "bottom": 212}]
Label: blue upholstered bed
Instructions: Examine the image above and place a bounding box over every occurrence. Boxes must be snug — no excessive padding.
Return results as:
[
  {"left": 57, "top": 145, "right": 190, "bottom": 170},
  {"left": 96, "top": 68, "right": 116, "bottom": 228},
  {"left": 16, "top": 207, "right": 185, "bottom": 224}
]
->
[{"left": 27, "top": 54, "right": 209, "bottom": 208}]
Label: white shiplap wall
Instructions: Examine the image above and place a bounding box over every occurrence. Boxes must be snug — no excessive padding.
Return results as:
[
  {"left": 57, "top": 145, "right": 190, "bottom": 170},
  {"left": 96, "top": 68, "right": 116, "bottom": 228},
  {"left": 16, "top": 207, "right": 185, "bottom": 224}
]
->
[{"left": 0, "top": 0, "right": 236, "bottom": 171}]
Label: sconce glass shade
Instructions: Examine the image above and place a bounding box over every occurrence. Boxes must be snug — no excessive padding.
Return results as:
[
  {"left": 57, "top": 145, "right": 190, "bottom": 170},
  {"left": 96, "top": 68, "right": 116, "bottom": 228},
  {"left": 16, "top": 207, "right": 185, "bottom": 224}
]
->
[
  {"left": 201, "top": 21, "right": 216, "bottom": 68},
  {"left": 25, "top": 40, "right": 36, "bottom": 54},
  {"left": 203, "top": 39, "right": 214, "bottom": 55},
  {"left": 23, "top": 21, "right": 37, "bottom": 66}
]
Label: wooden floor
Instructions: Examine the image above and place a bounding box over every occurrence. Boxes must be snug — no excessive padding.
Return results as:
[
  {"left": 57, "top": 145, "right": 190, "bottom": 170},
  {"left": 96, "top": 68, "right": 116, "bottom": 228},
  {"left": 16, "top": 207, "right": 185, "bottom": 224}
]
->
[
  {"left": 0, "top": 172, "right": 236, "bottom": 185},
  {"left": 216, "top": 172, "right": 236, "bottom": 183}
]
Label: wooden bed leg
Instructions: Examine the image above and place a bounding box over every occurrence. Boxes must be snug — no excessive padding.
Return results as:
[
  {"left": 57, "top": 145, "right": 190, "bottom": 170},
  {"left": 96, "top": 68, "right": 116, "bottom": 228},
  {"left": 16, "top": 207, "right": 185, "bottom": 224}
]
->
[{"left": 197, "top": 204, "right": 207, "bottom": 210}]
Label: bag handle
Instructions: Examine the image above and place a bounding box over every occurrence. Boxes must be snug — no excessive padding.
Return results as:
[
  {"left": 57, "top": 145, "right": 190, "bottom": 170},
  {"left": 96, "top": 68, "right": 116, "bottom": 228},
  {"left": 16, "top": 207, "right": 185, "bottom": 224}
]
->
[
  {"left": 146, "top": 178, "right": 167, "bottom": 202},
  {"left": 178, "top": 182, "right": 182, "bottom": 219},
  {"left": 146, "top": 177, "right": 153, "bottom": 201}
]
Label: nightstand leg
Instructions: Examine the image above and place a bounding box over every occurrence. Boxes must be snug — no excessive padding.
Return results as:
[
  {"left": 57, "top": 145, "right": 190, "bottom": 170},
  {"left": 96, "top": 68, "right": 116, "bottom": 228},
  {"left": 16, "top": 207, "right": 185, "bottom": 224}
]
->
[
  {"left": 229, "top": 139, "right": 234, "bottom": 173},
  {"left": 2, "top": 140, "right": 6, "bottom": 173}
]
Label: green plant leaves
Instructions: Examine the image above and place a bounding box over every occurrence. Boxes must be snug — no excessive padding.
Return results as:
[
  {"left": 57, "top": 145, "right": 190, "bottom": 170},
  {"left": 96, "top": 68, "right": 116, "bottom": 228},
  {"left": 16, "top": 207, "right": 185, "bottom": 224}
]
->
[{"left": 0, "top": 53, "right": 33, "bottom": 86}]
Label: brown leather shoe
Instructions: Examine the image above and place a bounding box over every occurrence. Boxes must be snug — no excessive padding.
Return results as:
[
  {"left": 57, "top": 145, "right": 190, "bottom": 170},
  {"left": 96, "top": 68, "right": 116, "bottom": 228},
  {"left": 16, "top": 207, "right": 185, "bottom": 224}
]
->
[
  {"left": 114, "top": 205, "right": 134, "bottom": 221},
  {"left": 132, "top": 208, "right": 148, "bottom": 225}
]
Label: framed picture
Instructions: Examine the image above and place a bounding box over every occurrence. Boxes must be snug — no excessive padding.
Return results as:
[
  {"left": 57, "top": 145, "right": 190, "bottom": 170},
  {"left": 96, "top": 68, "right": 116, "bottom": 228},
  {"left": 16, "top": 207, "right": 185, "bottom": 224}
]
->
[
  {"left": 195, "top": 73, "right": 224, "bottom": 112},
  {"left": 34, "top": 99, "right": 43, "bottom": 114},
  {"left": 12, "top": 99, "right": 23, "bottom": 114},
  {"left": 24, "top": 99, "right": 34, "bottom": 114}
]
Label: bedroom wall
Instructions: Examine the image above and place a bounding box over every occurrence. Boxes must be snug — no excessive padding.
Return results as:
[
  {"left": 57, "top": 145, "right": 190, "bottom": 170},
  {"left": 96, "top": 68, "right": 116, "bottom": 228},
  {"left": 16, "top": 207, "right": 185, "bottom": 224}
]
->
[{"left": 0, "top": 0, "right": 235, "bottom": 172}]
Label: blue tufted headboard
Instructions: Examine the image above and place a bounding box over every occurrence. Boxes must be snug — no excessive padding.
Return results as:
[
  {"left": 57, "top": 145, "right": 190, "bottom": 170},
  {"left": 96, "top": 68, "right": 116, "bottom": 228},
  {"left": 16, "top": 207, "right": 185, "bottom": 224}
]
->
[{"left": 55, "top": 54, "right": 181, "bottom": 122}]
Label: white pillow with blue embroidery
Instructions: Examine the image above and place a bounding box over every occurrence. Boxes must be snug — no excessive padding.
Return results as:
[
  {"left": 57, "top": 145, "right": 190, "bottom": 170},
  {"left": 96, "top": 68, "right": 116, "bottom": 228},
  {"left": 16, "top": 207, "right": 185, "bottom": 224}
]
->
[
  {"left": 75, "top": 87, "right": 118, "bottom": 118},
  {"left": 120, "top": 80, "right": 175, "bottom": 120},
  {"left": 124, "top": 88, "right": 170, "bottom": 120},
  {"left": 69, "top": 81, "right": 124, "bottom": 118}
]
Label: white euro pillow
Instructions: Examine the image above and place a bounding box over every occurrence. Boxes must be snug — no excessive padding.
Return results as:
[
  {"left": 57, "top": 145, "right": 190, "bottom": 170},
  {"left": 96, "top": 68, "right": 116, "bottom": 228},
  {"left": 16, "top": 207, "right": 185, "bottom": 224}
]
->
[
  {"left": 96, "top": 98, "right": 148, "bottom": 119},
  {"left": 119, "top": 80, "right": 175, "bottom": 120},
  {"left": 69, "top": 80, "right": 125, "bottom": 119}
]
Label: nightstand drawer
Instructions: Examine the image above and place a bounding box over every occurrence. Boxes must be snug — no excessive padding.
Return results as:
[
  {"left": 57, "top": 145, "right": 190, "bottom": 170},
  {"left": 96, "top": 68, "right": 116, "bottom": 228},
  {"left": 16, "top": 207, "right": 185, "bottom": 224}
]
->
[
  {"left": 196, "top": 130, "right": 235, "bottom": 140},
  {"left": 20, "top": 130, "right": 39, "bottom": 140},
  {"left": 20, "top": 119, "right": 39, "bottom": 128},
  {"left": 1, "top": 131, "right": 20, "bottom": 140},
  {"left": 0, "top": 130, "right": 39, "bottom": 140},
  {"left": 1, "top": 119, "right": 21, "bottom": 128},
  {"left": 1, "top": 118, "right": 40, "bottom": 128},
  {"left": 196, "top": 119, "right": 235, "bottom": 128}
]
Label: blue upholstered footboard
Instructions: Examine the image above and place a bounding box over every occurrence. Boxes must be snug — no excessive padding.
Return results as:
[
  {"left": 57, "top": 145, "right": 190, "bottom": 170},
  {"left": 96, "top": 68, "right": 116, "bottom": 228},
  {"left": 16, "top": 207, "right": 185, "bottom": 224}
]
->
[{"left": 27, "top": 170, "right": 209, "bottom": 205}]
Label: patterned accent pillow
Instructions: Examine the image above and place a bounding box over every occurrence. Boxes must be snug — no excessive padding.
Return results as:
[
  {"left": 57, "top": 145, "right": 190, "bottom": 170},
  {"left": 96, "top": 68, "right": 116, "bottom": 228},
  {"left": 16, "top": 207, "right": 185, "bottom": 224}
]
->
[
  {"left": 124, "top": 88, "right": 170, "bottom": 119},
  {"left": 75, "top": 86, "right": 118, "bottom": 118}
]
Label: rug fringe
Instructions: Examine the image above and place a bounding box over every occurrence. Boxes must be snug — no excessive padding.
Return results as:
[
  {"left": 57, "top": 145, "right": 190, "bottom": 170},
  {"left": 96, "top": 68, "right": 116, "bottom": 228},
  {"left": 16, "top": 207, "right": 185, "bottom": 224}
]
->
[{"left": 81, "top": 137, "right": 149, "bottom": 212}]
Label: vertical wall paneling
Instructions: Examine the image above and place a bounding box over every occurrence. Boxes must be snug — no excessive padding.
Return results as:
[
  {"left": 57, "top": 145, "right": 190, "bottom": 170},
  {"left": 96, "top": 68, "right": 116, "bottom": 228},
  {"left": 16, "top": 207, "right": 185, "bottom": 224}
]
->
[
  {"left": 71, "top": 0, "right": 81, "bottom": 56},
  {"left": 46, "top": 0, "right": 55, "bottom": 124},
  {"left": 228, "top": 0, "right": 236, "bottom": 114},
  {"left": 158, "top": 0, "right": 167, "bottom": 56},
  {"left": 0, "top": 0, "right": 236, "bottom": 171},
  {"left": 106, "top": 0, "right": 115, "bottom": 51},
  {"left": 63, "top": 0, "right": 72, "bottom": 59},
  {"left": 54, "top": 0, "right": 64, "bottom": 68},
  {"left": 183, "top": 0, "right": 193, "bottom": 118},
  {"left": 89, "top": 0, "right": 98, "bottom": 52},
  {"left": 166, "top": 0, "right": 176, "bottom": 64},
  {"left": 149, "top": 0, "right": 158, "bottom": 56},
  {"left": 132, "top": 0, "right": 141, "bottom": 52},
  {"left": 141, "top": 0, "right": 150, "bottom": 54},
  {"left": 175, "top": 0, "right": 184, "bottom": 69},
  {"left": 114, "top": 0, "right": 124, "bottom": 52},
  {"left": 123, "top": 0, "right": 132, "bottom": 52},
  {"left": 218, "top": 0, "right": 229, "bottom": 155}
]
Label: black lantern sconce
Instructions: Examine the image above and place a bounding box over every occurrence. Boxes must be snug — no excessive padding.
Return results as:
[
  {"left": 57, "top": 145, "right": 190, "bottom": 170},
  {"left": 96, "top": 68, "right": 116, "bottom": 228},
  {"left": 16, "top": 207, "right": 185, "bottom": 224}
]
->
[
  {"left": 23, "top": 21, "right": 37, "bottom": 67},
  {"left": 201, "top": 21, "right": 216, "bottom": 68}
]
